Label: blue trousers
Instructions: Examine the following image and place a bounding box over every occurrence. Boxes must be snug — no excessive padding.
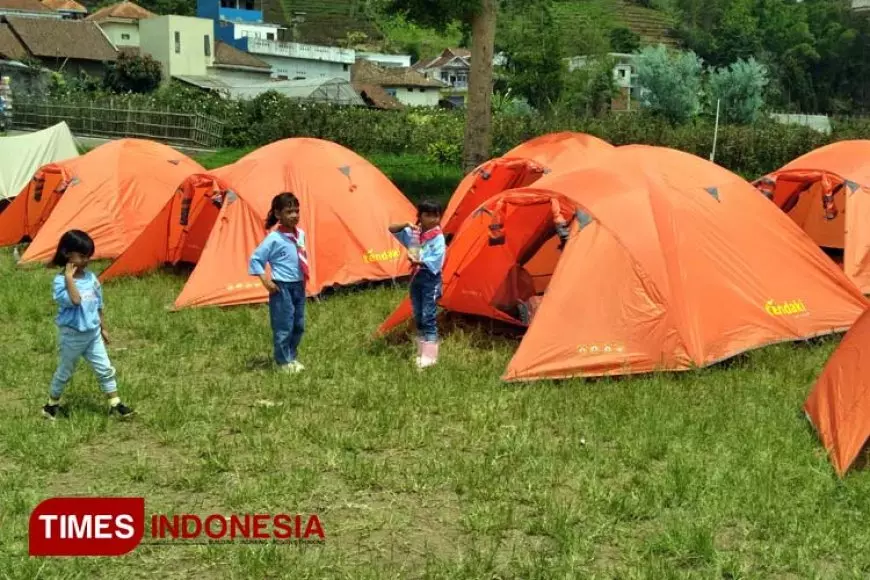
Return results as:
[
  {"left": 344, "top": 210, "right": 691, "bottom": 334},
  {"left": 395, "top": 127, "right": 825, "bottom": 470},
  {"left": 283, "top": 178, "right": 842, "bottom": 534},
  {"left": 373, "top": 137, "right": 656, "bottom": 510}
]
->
[
  {"left": 50, "top": 327, "right": 117, "bottom": 399},
  {"left": 410, "top": 268, "right": 442, "bottom": 342},
  {"left": 269, "top": 281, "right": 306, "bottom": 365}
]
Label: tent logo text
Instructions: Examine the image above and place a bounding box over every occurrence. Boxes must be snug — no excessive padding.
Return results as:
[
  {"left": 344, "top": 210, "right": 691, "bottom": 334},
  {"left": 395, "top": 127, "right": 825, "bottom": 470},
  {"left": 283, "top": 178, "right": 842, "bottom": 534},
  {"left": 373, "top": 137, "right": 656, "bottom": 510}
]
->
[
  {"left": 363, "top": 248, "right": 400, "bottom": 263},
  {"left": 578, "top": 342, "right": 625, "bottom": 355},
  {"left": 765, "top": 299, "right": 808, "bottom": 316}
]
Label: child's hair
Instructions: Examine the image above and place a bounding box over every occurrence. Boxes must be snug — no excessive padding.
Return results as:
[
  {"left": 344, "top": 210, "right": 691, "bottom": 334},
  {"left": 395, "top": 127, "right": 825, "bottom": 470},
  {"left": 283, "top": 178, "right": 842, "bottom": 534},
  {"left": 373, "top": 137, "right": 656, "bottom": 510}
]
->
[
  {"left": 416, "top": 199, "right": 443, "bottom": 222},
  {"left": 51, "top": 230, "right": 95, "bottom": 267},
  {"left": 265, "top": 192, "right": 300, "bottom": 229}
]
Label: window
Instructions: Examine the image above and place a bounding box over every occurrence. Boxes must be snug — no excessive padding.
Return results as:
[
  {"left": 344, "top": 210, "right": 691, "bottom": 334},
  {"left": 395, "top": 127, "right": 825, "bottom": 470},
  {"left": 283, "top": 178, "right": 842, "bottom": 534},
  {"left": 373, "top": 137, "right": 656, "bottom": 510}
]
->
[
  {"left": 244, "top": 0, "right": 254, "bottom": 9},
  {"left": 385, "top": 88, "right": 397, "bottom": 97},
  {"left": 342, "top": 64, "right": 348, "bottom": 71},
  {"left": 121, "top": 33, "right": 130, "bottom": 40},
  {"left": 174, "top": 31, "right": 180, "bottom": 53},
  {"left": 440, "top": 71, "right": 448, "bottom": 81},
  {"left": 267, "top": 32, "right": 274, "bottom": 40},
  {"left": 204, "top": 35, "right": 211, "bottom": 56}
]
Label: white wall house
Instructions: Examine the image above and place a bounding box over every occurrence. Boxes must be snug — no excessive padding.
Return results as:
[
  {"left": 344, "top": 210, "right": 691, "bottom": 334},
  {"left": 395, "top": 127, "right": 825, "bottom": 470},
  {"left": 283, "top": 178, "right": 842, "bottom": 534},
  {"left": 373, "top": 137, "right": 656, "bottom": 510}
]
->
[
  {"left": 245, "top": 37, "right": 354, "bottom": 81},
  {"left": 357, "top": 51, "right": 411, "bottom": 68},
  {"left": 86, "top": 1, "right": 155, "bottom": 47},
  {"left": 351, "top": 59, "right": 445, "bottom": 108}
]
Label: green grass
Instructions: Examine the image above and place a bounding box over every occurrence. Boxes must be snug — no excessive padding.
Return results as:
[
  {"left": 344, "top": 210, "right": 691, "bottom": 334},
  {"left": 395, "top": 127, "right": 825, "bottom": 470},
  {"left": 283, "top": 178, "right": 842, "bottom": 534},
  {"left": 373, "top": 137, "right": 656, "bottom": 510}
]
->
[{"left": 3, "top": 243, "right": 870, "bottom": 576}]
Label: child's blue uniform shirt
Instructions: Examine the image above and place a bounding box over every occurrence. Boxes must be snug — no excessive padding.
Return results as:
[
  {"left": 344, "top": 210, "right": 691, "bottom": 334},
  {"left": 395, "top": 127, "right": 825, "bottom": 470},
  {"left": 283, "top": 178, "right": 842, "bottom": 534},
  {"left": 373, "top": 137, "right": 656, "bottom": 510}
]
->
[
  {"left": 249, "top": 229, "right": 306, "bottom": 283},
  {"left": 53, "top": 271, "right": 103, "bottom": 332},
  {"left": 392, "top": 226, "right": 446, "bottom": 275}
]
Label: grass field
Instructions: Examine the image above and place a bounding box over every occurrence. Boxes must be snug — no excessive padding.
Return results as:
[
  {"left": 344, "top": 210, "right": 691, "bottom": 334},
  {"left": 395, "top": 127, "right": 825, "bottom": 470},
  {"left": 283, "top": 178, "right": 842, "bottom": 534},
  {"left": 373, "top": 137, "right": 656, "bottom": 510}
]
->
[{"left": 3, "top": 149, "right": 870, "bottom": 577}]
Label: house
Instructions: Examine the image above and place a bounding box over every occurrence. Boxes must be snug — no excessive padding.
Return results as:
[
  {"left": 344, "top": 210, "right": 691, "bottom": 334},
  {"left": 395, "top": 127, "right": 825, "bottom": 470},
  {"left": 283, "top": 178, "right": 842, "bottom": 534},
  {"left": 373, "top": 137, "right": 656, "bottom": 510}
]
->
[
  {"left": 414, "top": 48, "right": 469, "bottom": 89},
  {"left": 353, "top": 82, "right": 402, "bottom": 110},
  {"left": 854, "top": 0, "right": 870, "bottom": 11},
  {"left": 87, "top": 1, "right": 154, "bottom": 48},
  {"left": 357, "top": 51, "right": 411, "bottom": 69},
  {"left": 351, "top": 58, "right": 444, "bottom": 108},
  {"left": 209, "top": 39, "right": 271, "bottom": 84},
  {"left": 139, "top": 15, "right": 214, "bottom": 83},
  {"left": 568, "top": 52, "right": 639, "bottom": 112},
  {"left": 0, "top": 0, "right": 60, "bottom": 19},
  {"left": 3, "top": 16, "right": 116, "bottom": 77},
  {"left": 41, "top": 0, "right": 86, "bottom": 19},
  {"left": 413, "top": 47, "right": 471, "bottom": 107},
  {"left": 196, "top": 0, "right": 354, "bottom": 81}
]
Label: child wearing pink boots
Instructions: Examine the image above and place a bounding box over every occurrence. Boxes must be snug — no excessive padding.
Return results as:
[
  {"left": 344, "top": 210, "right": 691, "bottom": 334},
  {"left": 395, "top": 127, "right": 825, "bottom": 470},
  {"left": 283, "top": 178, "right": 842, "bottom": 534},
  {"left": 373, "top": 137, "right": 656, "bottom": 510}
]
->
[{"left": 389, "top": 200, "right": 446, "bottom": 369}]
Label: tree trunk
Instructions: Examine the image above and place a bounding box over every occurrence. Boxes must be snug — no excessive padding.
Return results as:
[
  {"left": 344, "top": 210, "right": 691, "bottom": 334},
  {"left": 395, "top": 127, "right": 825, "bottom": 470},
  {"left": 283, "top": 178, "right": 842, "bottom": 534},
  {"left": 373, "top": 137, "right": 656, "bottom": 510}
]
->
[{"left": 462, "top": 0, "right": 497, "bottom": 173}]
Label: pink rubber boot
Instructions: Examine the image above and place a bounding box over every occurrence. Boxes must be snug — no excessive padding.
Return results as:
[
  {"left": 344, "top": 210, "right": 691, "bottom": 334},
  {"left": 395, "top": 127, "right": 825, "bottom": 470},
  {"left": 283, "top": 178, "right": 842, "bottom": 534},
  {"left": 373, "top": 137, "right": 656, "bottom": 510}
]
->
[{"left": 417, "top": 341, "right": 439, "bottom": 369}]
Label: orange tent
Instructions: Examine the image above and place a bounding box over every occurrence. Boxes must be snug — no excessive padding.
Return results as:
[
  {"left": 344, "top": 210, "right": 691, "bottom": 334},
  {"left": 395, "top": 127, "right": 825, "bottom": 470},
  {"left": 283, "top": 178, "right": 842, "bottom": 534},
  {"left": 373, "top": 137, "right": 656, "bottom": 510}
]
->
[
  {"left": 755, "top": 140, "right": 870, "bottom": 293},
  {"left": 0, "top": 138, "right": 204, "bottom": 262},
  {"left": 441, "top": 132, "right": 614, "bottom": 237},
  {"left": 379, "top": 146, "right": 868, "bottom": 380},
  {"left": 804, "top": 306, "right": 870, "bottom": 476},
  {"left": 104, "top": 138, "right": 417, "bottom": 309}
]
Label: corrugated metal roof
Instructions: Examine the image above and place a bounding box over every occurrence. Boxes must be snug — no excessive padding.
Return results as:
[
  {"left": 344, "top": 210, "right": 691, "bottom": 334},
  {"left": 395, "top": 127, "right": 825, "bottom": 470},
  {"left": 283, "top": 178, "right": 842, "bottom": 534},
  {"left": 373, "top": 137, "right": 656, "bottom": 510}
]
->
[{"left": 174, "top": 75, "right": 365, "bottom": 106}]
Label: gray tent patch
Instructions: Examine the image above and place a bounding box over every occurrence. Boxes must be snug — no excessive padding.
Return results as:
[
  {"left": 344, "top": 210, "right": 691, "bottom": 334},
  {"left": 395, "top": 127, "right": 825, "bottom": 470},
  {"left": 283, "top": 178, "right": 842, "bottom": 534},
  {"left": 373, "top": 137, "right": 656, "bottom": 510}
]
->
[
  {"left": 846, "top": 179, "right": 860, "bottom": 194},
  {"left": 69, "top": 177, "right": 80, "bottom": 186},
  {"left": 479, "top": 170, "right": 491, "bottom": 180},
  {"left": 575, "top": 209, "right": 592, "bottom": 230},
  {"left": 168, "top": 159, "right": 180, "bottom": 165},
  {"left": 225, "top": 190, "right": 238, "bottom": 204},
  {"left": 705, "top": 186, "right": 720, "bottom": 201},
  {"left": 338, "top": 165, "right": 351, "bottom": 177}
]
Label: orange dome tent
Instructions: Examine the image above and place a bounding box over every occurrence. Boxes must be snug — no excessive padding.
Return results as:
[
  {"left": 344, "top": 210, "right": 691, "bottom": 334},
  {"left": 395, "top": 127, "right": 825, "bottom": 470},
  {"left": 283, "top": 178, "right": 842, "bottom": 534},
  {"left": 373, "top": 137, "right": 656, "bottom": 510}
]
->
[
  {"left": 0, "top": 138, "right": 204, "bottom": 262},
  {"left": 98, "top": 173, "right": 231, "bottom": 282},
  {"left": 804, "top": 307, "right": 870, "bottom": 477},
  {"left": 441, "top": 132, "right": 614, "bottom": 237},
  {"left": 379, "top": 146, "right": 868, "bottom": 380},
  {"left": 113, "top": 138, "right": 417, "bottom": 309},
  {"left": 755, "top": 140, "right": 870, "bottom": 293}
]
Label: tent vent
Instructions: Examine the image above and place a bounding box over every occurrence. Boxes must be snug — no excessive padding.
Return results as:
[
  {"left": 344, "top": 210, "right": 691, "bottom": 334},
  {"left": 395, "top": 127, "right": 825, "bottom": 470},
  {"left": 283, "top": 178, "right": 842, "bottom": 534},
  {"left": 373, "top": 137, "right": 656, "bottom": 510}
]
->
[
  {"left": 225, "top": 191, "right": 238, "bottom": 205},
  {"left": 69, "top": 177, "right": 80, "bottom": 187},
  {"left": 845, "top": 180, "right": 860, "bottom": 194},
  {"left": 168, "top": 159, "right": 181, "bottom": 165},
  {"left": 480, "top": 170, "right": 491, "bottom": 180},
  {"left": 705, "top": 186, "right": 720, "bottom": 201},
  {"left": 575, "top": 210, "right": 592, "bottom": 230},
  {"left": 543, "top": 167, "right": 552, "bottom": 174}
]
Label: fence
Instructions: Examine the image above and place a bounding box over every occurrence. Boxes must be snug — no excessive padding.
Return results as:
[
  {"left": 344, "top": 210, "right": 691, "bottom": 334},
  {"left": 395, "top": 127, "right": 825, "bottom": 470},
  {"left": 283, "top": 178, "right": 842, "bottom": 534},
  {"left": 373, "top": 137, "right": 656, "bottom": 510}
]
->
[{"left": 11, "top": 101, "right": 225, "bottom": 149}]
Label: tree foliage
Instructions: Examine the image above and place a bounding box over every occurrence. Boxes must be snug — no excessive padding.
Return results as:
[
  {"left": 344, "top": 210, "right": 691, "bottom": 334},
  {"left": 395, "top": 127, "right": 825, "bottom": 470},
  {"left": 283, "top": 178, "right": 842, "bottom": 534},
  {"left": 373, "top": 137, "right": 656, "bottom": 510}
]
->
[
  {"left": 497, "top": 0, "right": 564, "bottom": 111},
  {"left": 104, "top": 53, "right": 163, "bottom": 95},
  {"left": 707, "top": 57, "right": 769, "bottom": 124},
  {"left": 636, "top": 45, "right": 704, "bottom": 124}
]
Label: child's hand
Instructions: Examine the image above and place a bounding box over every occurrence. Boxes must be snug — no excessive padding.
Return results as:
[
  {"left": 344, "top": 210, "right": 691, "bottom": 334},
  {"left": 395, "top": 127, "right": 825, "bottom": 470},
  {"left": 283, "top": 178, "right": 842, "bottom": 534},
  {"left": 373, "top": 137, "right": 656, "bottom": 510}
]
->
[
  {"left": 263, "top": 279, "right": 279, "bottom": 294},
  {"left": 101, "top": 328, "right": 110, "bottom": 344},
  {"left": 64, "top": 262, "right": 77, "bottom": 277}
]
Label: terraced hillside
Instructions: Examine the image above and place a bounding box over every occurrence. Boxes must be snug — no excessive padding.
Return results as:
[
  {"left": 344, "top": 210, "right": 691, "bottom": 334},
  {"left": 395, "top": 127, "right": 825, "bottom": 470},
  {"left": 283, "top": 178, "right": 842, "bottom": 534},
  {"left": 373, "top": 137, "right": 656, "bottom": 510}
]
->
[
  {"left": 264, "top": 0, "right": 382, "bottom": 45},
  {"left": 551, "top": 0, "right": 678, "bottom": 52}
]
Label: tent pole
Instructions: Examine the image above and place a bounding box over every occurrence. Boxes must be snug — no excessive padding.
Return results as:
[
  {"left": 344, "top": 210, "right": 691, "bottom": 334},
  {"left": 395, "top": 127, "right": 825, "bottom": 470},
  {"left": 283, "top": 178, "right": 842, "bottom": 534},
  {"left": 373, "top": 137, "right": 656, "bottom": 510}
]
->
[{"left": 710, "top": 98, "right": 721, "bottom": 162}]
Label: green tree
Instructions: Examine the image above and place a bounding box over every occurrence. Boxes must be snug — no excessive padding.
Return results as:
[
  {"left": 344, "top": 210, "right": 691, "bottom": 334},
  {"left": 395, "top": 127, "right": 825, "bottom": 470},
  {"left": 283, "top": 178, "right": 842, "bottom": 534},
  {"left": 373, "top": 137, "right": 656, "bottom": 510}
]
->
[
  {"left": 707, "top": 57, "right": 768, "bottom": 124},
  {"left": 609, "top": 27, "right": 641, "bottom": 53},
  {"left": 104, "top": 53, "right": 163, "bottom": 94},
  {"left": 386, "top": 0, "right": 497, "bottom": 170},
  {"left": 560, "top": 56, "right": 618, "bottom": 117},
  {"left": 498, "top": 0, "right": 563, "bottom": 111},
  {"left": 636, "top": 44, "right": 703, "bottom": 123}
]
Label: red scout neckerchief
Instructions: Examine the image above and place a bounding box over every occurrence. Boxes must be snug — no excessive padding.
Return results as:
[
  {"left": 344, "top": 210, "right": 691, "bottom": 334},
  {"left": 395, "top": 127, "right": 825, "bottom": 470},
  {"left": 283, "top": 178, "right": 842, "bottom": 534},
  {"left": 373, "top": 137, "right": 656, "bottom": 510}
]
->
[
  {"left": 411, "top": 225, "right": 442, "bottom": 277},
  {"left": 278, "top": 225, "right": 310, "bottom": 282}
]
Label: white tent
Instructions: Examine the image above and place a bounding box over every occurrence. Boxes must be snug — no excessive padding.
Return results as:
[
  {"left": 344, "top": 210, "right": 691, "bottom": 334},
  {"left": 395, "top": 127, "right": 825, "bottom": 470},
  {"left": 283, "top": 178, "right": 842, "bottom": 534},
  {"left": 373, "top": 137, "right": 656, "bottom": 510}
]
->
[{"left": 0, "top": 122, "right": 79, "bottom": 201}]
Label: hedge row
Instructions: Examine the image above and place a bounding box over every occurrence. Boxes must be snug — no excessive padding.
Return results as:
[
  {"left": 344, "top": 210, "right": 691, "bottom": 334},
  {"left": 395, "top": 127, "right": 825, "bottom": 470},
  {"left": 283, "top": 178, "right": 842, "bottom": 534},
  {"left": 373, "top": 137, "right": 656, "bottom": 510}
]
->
[{"left": 34, "top": 88, "right": 870, "bottom": 180}]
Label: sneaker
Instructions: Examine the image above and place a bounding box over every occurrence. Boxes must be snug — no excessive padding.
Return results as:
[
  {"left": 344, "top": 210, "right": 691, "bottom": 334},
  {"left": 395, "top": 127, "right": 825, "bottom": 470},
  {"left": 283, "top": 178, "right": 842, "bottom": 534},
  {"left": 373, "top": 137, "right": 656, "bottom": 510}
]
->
[
  {"left": 109, "top": 402, "right": 135, "bottom": 418},
  {"left": 42, "top": 404, "right": 60, "bottom": 421},
  {"left": 278, "top": 363, "right": 299, "bottom": 373},
  {"left": 291, "top": 360, "right": 305, "bottom": 372}
]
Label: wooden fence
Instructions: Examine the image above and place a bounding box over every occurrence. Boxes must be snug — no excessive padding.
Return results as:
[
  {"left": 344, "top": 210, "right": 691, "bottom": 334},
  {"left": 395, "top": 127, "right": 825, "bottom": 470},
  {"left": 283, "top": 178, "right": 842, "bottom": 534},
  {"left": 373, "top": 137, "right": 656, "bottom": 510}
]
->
[{"left": 12, "top": 101, "right": 225, "bottom": 149}]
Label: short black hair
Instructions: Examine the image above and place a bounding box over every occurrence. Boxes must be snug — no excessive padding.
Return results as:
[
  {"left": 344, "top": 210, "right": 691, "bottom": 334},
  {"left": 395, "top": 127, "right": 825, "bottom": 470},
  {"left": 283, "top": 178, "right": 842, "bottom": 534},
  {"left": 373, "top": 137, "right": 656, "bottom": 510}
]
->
[
  {"left": 416, "top": 199, "right": 442, "bottom": 216},
  {"left": 51, "top": 229, "right": 95, "bottom": 267}
]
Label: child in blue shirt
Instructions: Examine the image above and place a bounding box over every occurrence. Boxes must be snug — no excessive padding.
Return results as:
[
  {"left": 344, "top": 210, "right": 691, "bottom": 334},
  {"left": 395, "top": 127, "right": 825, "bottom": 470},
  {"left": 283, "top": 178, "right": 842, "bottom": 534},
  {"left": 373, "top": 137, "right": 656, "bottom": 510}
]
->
[
  {"left": 44, "top": 230, "right": 134, "bottom": 420},
  {"left": 389, "top": 200, "right": 446, "bottom": 369},
  {"left": 249, "top": 192, "right": 309, "bottom": 373}
]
